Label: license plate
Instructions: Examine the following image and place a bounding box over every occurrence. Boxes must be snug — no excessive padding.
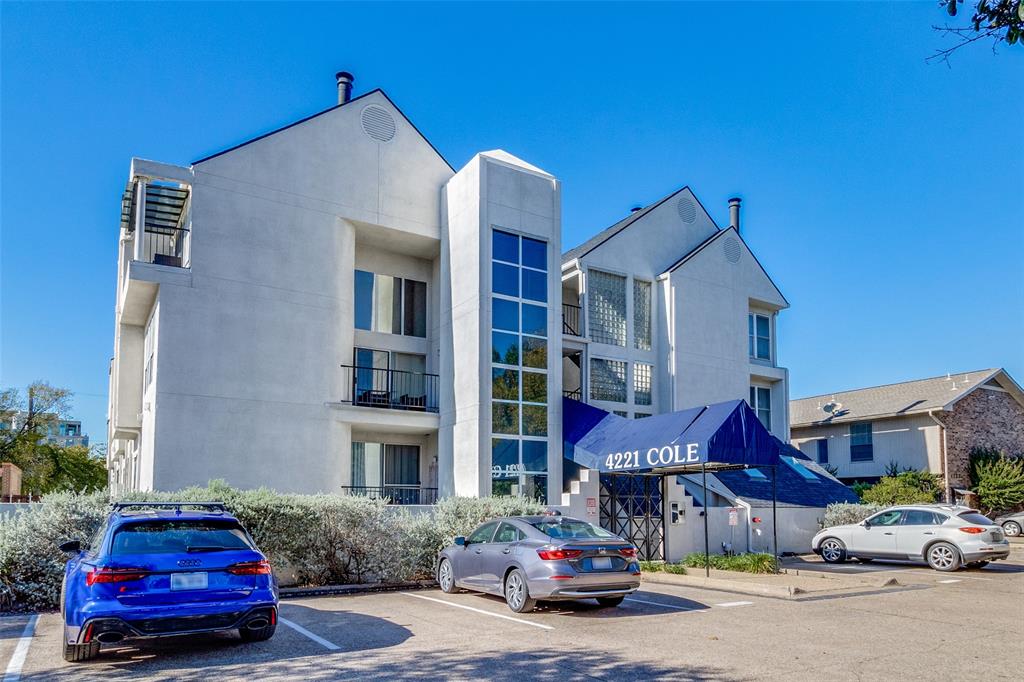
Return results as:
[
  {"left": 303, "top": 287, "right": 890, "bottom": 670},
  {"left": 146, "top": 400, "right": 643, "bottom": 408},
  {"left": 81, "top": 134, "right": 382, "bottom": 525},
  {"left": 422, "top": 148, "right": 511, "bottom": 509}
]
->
[
  {"left": 170, "top": 572, "right": 208, "bottom": 591},
  {"left": 591, "top": 556, "right": 613, "bottom": 570}
]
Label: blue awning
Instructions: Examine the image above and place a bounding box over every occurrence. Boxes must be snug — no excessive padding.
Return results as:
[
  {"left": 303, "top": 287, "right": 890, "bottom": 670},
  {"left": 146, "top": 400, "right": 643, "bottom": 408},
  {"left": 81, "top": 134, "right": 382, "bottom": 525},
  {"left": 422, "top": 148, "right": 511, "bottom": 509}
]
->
[{"left": 563, "top": 397, "right": 789, "bottom": 473}]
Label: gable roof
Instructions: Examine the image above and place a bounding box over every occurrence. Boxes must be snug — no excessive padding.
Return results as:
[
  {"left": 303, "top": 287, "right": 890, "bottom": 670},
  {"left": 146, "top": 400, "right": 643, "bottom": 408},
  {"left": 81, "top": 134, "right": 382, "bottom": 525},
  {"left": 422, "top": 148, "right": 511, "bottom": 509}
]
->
[
  {"left": 191, "top": 89, "right": 454, "bottom": 171},
  {"left": 561, "top": 185, "right": 715, "bottom": 264},
  {"left": 790, "top": 368, "right": 1022, "bottom": 427}
]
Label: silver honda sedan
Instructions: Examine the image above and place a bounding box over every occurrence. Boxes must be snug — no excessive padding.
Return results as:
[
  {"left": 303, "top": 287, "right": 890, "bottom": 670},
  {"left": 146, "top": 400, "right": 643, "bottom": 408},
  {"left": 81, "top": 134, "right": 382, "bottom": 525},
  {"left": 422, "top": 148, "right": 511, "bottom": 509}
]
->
[{"left": 436, "top": 514, "right": 641, "bottom": 612}]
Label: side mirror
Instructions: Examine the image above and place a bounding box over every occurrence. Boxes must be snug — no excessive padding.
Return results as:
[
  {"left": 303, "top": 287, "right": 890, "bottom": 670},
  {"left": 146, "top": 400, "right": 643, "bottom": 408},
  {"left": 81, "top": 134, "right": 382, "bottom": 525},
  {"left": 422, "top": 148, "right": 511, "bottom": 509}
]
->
[
  {"left": 58, "top": 540, "right": 82, "bottom": 554},
  {"left": 454, "top": 536, "right": 466, "bottom": 547},
  {"left": 861, "top": 521, "right": 871, "bottom": 529}
]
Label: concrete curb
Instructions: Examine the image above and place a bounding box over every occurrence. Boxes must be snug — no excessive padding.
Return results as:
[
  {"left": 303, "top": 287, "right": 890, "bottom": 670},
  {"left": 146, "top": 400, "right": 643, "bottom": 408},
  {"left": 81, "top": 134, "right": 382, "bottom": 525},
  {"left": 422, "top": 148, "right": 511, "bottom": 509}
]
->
[
  {"left": 641, "top": 570, "right": 901, "bottom": 599},
  {"left": 280, "top": 580, "right": 437, "bottom": 599}
]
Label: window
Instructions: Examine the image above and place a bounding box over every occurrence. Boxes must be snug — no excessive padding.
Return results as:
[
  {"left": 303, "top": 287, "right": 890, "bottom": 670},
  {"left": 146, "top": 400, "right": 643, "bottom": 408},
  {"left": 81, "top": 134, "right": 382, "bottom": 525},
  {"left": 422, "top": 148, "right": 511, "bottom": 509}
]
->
[
  {"left": 749, "top": 386, "right": 771, "bottom": 428},
  {"left": 745, "top": 468, "right": 768, "bottom": 480},
  {"left": 634, "top": 412, "right": 652, "bottom": 419},
  {"left": 354, "top": 270, "right": 427, "bottom": 338},
  {"left": 782, "top": 456, "right": 819, "bottom": 481},
  {"left": 613, "top": 410, "right": 628, "bottom": 417},
  {"left": 112, "top": 520, "right": 254, "bottom": 555},
  {"left": 634, "top": 280, "right": 652, "bottom": 350},
  {"left": 816, "top": 439, "right": 829, "bottom": 464},
  {"left": 530, "top": 519, "right": 617, "bottom": 539},
  {"left": 588, "top": 269, "right": 627, "bottom": 345},
  {"left": 902, "top": 510, "right": 942, "bottom": 526},
  {"left": 958, "top": 512, "right": 994, "bottom": 525},
  {"left": 850, "top": 422, "right": 873, "bottom": 462},
  {"left": 867, "top": 510, "right": 903, "bottom": 526},
  {"left": 634, "top": 362, "right": 652, "bottom": 406},
  {"left": 490, "top": 229, "right": 548, "bottom": 503},
  {"left": 591, "top": 358, "right": 627, "bottom": 402},
  {"left": 748, "top": 313, "right": 771, "bottom": 361},
  {"left": 494, "top": 522, "right": 523, "bottom": 543},
  {"left": 468, "top": 522, "right": 498, "bottom": 544},
  {"left": 352, "top": 443, "right": 421, "bottom": 489}
]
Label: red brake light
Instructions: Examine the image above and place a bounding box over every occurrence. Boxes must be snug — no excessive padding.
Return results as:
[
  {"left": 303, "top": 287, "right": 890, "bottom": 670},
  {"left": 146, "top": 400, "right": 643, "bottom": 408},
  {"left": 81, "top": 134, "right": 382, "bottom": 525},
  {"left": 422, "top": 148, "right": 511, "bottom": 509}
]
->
[
  {"left": 227, "top": 560, "right": 273, "bottom": 575},
  {"left": 958, "top": 527, "right": 986, "bottom": 534},
  {"left": 85, "top": 567, "right": 148, "bottom": 586},
  {"left": 619, "top": 547, "right": 637, "bottom": 559},
  {"left": 536, "top": 548, "right": 583, "bottom": 561}
]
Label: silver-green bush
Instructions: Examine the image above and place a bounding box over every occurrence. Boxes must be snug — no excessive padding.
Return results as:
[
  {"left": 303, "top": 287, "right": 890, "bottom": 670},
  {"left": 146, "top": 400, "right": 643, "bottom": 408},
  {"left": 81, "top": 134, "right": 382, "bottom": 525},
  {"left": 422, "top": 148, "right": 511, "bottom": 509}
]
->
[
  {"left": 0, "top": 483, "right": 546, "bottom": 612},
  {"left": 822, "top": 502, "right": 885, "bottom": 528}
]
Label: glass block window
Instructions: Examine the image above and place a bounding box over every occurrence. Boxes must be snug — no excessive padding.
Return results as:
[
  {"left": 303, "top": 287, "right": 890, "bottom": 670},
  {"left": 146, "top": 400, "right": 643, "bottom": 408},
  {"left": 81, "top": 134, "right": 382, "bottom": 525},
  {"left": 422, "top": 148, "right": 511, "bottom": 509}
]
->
[
  {"left": 491, "top": 228, "right": 548, "bottom": 503},
  {"left": 588, "top": 269, "right": 626, "bottom": 346},
  {"left": 634, "top": 362, "right": 652, "bottom": 405},
  {"left": 590, "top": 358, "right": 627, "bottom": 402},
  {"left": 634, "top": 280, "right": 652, "bottom": 351}
]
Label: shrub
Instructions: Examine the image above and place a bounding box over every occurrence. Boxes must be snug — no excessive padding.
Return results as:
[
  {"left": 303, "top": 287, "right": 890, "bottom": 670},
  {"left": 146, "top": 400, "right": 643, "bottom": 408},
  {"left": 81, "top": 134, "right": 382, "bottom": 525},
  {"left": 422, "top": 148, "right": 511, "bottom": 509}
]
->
[
  {"left": 638, "top": 560, "right": 687, "bottom": 575},
  {"left": 860, "top": 470, "right": 942, "bottom": 506},
  {"left": 0, "top": 483, "right": 543, "bottom": 612},
  {"left": 680, "top": 552, "right": 776, "bottom": 574},
  {"left": 969, "top": 448, "right": 1024, "bottom": 515},
  {"left": 823, "top": 502, "right": 886, "bottom": 528}
]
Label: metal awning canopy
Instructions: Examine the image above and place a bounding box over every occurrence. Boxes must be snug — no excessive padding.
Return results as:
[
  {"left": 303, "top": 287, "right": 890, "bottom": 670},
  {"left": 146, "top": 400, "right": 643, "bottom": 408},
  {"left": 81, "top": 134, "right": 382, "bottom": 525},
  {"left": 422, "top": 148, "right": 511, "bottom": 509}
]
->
[{"left": 120, "top": 180, "right": 190, "bottom": 234}]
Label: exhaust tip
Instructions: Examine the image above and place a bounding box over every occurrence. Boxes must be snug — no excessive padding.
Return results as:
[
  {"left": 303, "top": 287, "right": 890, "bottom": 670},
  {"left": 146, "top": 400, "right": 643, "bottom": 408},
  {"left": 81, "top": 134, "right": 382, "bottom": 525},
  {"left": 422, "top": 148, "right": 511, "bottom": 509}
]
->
[
  {"left": 96, "top": 631, "right": 125, "bottom": 644},
  {"left": 245, "top": 617, "right": 270, "bottom": 630}
]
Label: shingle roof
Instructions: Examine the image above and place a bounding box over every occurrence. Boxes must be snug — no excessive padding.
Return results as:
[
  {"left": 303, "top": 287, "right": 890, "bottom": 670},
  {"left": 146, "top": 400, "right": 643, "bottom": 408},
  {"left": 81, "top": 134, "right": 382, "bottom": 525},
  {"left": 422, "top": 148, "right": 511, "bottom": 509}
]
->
[
  {"left": 561, "top": 186, "right": 695, "bottom": 263},
  {"left": 790, "top": 369, "right": 1004, "bottom": 428}
]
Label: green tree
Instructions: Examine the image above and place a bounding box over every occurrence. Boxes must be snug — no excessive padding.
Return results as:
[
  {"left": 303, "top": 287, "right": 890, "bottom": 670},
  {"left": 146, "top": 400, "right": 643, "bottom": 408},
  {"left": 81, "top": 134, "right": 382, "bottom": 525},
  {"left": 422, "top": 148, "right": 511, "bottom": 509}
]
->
[
  {"left": 969, "top": 448, "right": 1024, "bottom": 514},
  {"left": 932, "top": 1, "right": 1024, "bottom": 63},
  {"left": 37, "top": 444, "right": 108, "bottom": 494},
  {"left": 861, "top": 470, "right": 943, "bottom": 506}
]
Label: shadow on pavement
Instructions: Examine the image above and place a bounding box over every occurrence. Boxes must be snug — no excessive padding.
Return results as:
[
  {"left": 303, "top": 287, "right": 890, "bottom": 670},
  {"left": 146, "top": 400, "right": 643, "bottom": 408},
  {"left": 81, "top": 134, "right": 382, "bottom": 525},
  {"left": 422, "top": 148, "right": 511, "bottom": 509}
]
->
[
  {"left": 460, "top": 590, "right": 710, "bottom": 618},
  {"left": 0, "top": 616, "right": 30, "bottom": 641}
]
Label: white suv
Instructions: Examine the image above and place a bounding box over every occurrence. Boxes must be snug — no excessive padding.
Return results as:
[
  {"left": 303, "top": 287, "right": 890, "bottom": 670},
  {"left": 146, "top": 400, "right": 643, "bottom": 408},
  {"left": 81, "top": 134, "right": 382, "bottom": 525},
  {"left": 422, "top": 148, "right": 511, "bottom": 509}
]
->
[{"left": 812, "top": 505, "right": 1010, "bottom": 572}]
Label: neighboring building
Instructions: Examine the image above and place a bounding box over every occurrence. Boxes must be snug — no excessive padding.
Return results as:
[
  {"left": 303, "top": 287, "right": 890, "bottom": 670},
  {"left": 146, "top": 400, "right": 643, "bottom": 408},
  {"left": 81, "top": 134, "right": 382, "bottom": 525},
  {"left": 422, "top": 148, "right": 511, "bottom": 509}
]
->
[
  {"left": 790, "top": 369, "right": 1024, "bottom": 498},
  {"left": 106, "top": 72, "right": 798, "bottom": 521},
  {"left": 0, "top": 413, "right": 89, "bottom": 448}
]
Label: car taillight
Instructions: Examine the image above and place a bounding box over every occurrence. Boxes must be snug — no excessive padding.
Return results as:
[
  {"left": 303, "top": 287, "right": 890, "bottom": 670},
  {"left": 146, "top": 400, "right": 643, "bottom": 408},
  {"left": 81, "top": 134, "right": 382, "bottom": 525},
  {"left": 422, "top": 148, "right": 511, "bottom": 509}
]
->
[
  {"left": 227, "top": 560, "right": 272, "bottom": 575},
  {"left": 958, "top": 527, "right": 986, "bottom": 534},
  {"left": 85, "top": 567, "right": 148, "bottom": 586},
  {"left": 536, "top": 548, "right": 583, "bottom": 561},
  {"left": 619, "top": 547, "right": 637, "bottom": 558}
]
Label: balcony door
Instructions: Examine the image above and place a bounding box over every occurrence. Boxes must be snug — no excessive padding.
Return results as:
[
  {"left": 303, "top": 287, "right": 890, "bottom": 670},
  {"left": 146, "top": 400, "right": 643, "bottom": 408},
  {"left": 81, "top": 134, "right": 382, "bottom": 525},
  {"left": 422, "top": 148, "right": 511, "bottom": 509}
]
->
[
  {"left": 352, "top": 442, "right": 421, "bottom": 504},
  {"left": 353, "top": 348, "right": 427, "bottom": 408}
]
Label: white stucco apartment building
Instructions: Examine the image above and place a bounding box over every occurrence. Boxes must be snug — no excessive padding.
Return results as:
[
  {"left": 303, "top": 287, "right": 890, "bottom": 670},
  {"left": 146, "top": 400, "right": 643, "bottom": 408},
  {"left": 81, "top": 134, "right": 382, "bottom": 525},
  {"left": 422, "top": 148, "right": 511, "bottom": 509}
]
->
[{"left": 107, "top": 73, "right": 791, "bottom": 515}]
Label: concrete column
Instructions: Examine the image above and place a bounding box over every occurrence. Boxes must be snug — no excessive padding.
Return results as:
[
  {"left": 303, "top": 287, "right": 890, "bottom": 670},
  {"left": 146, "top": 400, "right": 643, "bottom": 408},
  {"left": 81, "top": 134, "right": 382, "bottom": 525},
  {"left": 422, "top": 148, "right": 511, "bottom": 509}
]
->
[{"left": 133, "top": 179, "right": 147, "bottom": 262}]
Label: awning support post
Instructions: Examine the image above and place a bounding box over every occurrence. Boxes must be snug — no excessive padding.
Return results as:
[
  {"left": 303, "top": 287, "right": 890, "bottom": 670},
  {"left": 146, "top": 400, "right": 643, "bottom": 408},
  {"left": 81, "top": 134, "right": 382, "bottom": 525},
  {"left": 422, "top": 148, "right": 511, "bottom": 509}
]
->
[
  {"left": 771, "top": 464, "right": 779, "bottom": 574},
  {"left": 702, "top": 462, "right": 710, "bottom": 578}
]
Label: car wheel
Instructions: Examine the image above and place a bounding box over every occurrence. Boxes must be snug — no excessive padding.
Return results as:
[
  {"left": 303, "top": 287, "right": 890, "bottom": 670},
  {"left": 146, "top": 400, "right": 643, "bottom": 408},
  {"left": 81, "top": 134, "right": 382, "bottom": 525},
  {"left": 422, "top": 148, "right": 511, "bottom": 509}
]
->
[
  {"left": 63, "top": 638, "right": 100, "bottom": 663},
  {"left": 596, "top": 596, "right": 625, "bottom": 608},
  {"left": 504, "top": 569, "right": 536, "bottom": 613},
  {"left": 926, "top": 542, "right": 961, "bottom": 572},
  {"left": 819, "top": 538, "right": 847, "bottom": 563},
  {"left": 239, "top": 621, "right": 277, "bottom": 642},
  {"left": 437, "top": 558, "right": 457, "bottom": 594},
  {"left": 1003, "top": 521, "right": 1022, "bottom": 537}
]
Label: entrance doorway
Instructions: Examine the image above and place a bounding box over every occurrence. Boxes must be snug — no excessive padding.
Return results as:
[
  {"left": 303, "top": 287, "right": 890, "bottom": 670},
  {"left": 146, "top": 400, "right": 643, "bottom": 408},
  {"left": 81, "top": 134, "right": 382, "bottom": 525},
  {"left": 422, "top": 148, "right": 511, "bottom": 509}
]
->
[{"left": 598, "top": 473, "right": 664, "bottom": 561}]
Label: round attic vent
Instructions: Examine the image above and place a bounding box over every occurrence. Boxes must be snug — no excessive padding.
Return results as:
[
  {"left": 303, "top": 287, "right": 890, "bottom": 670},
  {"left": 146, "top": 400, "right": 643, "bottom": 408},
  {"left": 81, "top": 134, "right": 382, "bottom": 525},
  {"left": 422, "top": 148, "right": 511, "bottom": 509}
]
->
[
  {"left": 361, "top": 105, "right": 396, "bottom": 142},
  {"left": 724, "top": 236, "right": 742, "bottom": 263},
  {"left": 677, "top": 196, "right": 697, "bottom": 224}
]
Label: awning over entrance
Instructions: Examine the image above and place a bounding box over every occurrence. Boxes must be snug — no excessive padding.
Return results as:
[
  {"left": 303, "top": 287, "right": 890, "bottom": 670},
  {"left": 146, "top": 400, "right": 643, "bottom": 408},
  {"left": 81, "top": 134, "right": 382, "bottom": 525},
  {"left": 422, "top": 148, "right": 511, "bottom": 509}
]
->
[{"left": 563, "top": 397, "right": 788, "bottom": 473}]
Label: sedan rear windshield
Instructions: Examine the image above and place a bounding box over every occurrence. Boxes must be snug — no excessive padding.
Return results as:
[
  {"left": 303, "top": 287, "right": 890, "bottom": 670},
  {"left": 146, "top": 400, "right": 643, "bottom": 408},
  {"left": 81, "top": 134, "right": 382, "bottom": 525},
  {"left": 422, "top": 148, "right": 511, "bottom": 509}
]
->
[
  {"left": 111, "top": 520, "right": 254, "bottom": 555},
  {"left": 530, "top": 520, "right": 617, "bottom": 540},
  {"left": 958, "top": 512, "right": 994, "bottom": 525}
]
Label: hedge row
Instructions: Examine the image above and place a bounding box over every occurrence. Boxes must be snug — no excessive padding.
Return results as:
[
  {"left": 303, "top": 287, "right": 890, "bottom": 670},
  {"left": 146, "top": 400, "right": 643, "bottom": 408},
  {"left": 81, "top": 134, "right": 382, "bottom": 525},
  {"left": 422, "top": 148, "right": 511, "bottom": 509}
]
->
[{"left": 0, "top": 482, "right": 544, "bottom": 612}]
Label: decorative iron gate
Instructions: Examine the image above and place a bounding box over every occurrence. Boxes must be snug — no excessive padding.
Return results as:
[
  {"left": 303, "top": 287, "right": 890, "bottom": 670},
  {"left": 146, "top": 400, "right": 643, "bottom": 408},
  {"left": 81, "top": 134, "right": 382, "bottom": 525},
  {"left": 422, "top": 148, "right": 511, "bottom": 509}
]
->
[{"left": 599, "top": 473, "right": 664, "bottom": 561}]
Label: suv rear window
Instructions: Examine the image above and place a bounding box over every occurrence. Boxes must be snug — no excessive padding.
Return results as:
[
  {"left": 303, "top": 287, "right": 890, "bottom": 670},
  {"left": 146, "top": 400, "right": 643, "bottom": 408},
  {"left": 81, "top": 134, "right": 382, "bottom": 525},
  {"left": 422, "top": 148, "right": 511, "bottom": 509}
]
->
[
  {"left": 111, "top": 520, "right": 254, "bottom": 555},
  {"left": 958, "top": 512, "right": 993, "bottom": 525},
  {"left": 530, "top": 520, "right": 617, "bottom": 539}
]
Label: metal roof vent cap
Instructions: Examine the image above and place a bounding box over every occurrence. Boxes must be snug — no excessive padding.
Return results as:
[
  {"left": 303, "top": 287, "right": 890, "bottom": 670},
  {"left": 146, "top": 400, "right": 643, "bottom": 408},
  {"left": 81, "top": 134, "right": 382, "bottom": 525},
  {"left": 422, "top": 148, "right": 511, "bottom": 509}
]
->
[{"left": 336, "top": 71, "right": 354, "bottom": 104}]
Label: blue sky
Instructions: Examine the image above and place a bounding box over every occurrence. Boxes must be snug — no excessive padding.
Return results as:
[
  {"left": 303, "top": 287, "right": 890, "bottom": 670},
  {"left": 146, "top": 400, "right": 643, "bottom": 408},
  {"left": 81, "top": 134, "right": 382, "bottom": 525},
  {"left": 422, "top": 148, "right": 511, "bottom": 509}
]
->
[{"left": 2, "top": 2, "right": 1021, "bottom": 446}]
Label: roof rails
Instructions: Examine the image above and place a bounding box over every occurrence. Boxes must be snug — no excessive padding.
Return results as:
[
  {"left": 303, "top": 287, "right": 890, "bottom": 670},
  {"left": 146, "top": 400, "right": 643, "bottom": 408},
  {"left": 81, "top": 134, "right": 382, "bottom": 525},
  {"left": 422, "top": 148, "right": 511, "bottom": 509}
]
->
[{"left": 111, "top": 501, "right": 229, "bottom": 514}]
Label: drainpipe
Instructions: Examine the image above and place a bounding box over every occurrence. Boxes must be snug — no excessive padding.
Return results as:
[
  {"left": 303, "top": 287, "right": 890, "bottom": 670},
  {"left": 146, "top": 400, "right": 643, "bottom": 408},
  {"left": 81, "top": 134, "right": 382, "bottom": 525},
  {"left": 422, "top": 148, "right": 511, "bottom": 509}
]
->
[{"left": 927, "top": 410, "right": 950, "bottom": 502}]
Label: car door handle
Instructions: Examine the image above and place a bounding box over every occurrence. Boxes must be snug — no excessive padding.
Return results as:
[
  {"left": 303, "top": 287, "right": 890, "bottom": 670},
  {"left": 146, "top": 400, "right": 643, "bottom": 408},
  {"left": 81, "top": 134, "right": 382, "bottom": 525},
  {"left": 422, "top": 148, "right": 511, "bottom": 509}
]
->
[
  {"left": 474, "top": 549, "right": 483, "bottom": 554},
  {"left": 883, "top": 532, "right": 894, "bottom": 535},
  {"left": 923, "top": 532, "right": 934, "bottom": 535},
  {"left": 502, "top": 548, "right": 511, "bottom": 554}
]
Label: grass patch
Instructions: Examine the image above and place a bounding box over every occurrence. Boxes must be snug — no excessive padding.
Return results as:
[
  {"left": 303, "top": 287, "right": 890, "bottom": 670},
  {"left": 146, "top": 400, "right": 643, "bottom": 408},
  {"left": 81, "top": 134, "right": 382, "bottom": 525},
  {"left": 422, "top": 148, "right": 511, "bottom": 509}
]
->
[
  {"left": 680, "top": 552, "right": 776, "bottom": 574},
  {"left": 638, "top": 560, "right": 687, "bottom": 575}
]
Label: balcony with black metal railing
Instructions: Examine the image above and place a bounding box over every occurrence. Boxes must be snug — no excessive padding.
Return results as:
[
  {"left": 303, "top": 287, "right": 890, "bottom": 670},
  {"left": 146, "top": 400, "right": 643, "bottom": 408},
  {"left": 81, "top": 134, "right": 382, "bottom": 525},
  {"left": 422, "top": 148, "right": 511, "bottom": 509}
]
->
[
  {"left": 339, "top": 485, "right": 438, "bottom": 505},
  {"left": 562, "top": 303, "right": 582, "bottom": 336},
  {"left": 339, "top": 364, "right": 440, "bottom": 413}
]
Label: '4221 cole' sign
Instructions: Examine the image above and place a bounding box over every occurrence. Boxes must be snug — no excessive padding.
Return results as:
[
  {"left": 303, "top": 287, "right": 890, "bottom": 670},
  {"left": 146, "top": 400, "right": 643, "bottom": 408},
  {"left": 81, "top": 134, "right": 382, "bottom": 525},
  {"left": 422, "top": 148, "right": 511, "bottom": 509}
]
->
[{"left": 605, "top": 443, "right": 701, "bottom": 471}]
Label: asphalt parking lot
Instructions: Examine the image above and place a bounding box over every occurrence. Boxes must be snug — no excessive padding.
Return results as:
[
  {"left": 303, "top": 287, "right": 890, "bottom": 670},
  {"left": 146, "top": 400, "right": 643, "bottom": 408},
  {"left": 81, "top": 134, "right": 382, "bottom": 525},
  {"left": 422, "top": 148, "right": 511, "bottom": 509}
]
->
[{"left": 3, "top": 553, "right": 1022, "bottom": 681}]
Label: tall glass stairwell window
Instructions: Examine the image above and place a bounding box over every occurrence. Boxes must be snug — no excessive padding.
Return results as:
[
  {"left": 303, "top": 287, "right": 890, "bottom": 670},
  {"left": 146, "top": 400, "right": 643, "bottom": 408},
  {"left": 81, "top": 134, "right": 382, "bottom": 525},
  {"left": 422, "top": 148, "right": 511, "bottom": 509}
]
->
[{"left": 491, "top": 228, "right": 548, "bottom": 503}]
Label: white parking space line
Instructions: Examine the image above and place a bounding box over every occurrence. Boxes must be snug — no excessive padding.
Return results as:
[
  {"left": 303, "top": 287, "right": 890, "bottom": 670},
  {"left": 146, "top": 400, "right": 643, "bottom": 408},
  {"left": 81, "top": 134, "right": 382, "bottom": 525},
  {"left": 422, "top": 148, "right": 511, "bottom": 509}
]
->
[
  {"left": 2, "top": 615, "right": 38, "bottom": 682},
  {"left": 401, "top": 592, "right": 554, "bottom": 630},
  {"left": 625, "top": 597, "right": 706, "bottom": 612},
  {"left": 714, "top": 601, "right": 754, "bottom": 608},
  {"left": 278, "top": 616, "right": 340, "bottom": 650},
  {"left": 937, "top": 579, "right": 962, "bottom": 584}
]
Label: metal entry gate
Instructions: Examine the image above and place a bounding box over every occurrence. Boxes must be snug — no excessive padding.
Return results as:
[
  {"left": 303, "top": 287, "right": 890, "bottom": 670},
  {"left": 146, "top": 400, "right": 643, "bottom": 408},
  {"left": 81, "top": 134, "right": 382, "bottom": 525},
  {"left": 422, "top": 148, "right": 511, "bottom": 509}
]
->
[{"left": 599, "top": 473, "right": 664, "bottom": 561}]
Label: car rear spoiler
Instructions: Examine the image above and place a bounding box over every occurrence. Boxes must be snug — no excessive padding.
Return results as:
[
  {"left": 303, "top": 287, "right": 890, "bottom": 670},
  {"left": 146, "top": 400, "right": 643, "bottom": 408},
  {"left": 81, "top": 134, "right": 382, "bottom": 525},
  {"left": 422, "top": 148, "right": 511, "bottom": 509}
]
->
[{"left": 111, "top": 501, "right": 229, "bottom": 513}]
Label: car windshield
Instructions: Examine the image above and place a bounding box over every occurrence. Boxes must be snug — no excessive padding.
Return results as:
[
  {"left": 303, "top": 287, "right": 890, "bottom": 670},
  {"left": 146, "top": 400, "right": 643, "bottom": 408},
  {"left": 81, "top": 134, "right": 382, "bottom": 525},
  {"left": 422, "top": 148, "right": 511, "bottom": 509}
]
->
[
  {"left": 111, "top": 519, "right": 254, "bottom": 555},
  {"left": 530, "top": 519, "right": 617, "bottom": 539},
  {"left": 958, "top": 512, "right": 994, "bottom": 525}
]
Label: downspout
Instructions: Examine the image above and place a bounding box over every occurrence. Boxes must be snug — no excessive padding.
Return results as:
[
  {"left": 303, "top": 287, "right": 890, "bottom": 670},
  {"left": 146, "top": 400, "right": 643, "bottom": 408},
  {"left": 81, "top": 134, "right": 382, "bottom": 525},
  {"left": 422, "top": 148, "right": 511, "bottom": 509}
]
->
[{"left": 927, "top": 410, "right": 950, "bottom": 502}]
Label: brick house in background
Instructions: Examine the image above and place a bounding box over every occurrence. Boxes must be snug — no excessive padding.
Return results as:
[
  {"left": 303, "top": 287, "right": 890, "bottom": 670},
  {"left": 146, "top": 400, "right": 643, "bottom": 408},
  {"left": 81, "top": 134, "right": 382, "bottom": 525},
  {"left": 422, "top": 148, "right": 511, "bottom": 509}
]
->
[{"left": 789, "top": 369, "right": 1024, "bottom": 500}]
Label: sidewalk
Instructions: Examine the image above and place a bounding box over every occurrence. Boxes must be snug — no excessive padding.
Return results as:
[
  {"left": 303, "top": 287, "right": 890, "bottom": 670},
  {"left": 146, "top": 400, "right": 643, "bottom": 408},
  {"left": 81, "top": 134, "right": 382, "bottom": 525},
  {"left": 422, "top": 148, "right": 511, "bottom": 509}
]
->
[{"left": 641, "top": 564, "right": 900, "bottom": 599}]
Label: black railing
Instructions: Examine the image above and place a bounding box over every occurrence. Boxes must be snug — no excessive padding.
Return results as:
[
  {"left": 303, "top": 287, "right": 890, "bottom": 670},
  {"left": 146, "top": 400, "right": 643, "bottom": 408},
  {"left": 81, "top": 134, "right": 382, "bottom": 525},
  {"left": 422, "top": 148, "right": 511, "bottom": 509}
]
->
[
  {"left": 340, "top": 485, "right": 438, "bottom": 505},
  {"left": 142, "top": 227, "right": 189, "bottom": 268},
  {"left": 339, "top": 364, "right": 439, "bottom": 413},
  {"left": 562, "top": 303, "right": 582, "bottom": 336},
  {"left": 563, "top": 388, "right": 582, "bottom": 400}
]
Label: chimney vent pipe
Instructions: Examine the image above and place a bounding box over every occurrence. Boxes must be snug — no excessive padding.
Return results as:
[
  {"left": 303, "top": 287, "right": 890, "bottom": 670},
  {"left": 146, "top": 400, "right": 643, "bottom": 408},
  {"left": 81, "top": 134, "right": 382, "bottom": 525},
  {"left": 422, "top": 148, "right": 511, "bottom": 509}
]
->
[
  {"left": 336, "top": 71, "right": 354, "bottom": 105},
  {"left": 728, "top": 197, "right": 741, "bottom": 232}
]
